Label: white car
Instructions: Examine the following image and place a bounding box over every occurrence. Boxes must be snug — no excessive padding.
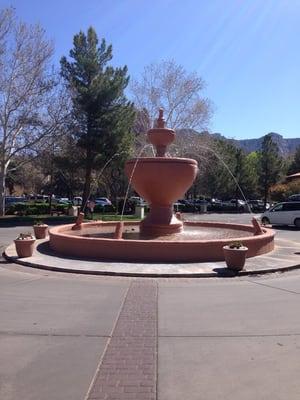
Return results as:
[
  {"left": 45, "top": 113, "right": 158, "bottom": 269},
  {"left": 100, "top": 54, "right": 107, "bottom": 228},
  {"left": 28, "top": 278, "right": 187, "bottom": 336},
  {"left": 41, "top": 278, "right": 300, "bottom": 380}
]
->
[
  {"left": 73, "top": 197, "right": 82, "bottom": 206},
  {"left": 128, "top": 196, "right": 147, "bottom": 206},
  {"left": 95, "top": 197, "right": 112, "bottom": 206},
  {"left": 261, "top": 202, "right": 300, "bottom": 228}
]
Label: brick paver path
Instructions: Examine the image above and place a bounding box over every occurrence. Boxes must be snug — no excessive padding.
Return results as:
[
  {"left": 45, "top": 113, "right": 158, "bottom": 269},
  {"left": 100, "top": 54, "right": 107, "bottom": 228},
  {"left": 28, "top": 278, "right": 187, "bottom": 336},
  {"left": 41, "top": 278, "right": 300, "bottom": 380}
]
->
[{"left": 86, "top": 280, "right": 158, "bottom": 400}]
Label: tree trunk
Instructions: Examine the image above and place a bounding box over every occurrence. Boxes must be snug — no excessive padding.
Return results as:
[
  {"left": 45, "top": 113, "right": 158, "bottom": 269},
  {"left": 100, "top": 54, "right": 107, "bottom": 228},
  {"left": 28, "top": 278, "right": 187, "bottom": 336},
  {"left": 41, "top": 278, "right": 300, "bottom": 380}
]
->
[
  {"left": 263, "top": 187, "right": 268, "bottom": 209},
  {"left": 81, "top": 159, "right": 93, "bottom": 212},
  {"left": 263, "top": 176, "right": 268, "bottom": 209},
  {"left": 235, "top": 187, "right": 239, "bottom": 212},
  {"left": 0, "top": 164, "right": 7, "bottom": 216}
]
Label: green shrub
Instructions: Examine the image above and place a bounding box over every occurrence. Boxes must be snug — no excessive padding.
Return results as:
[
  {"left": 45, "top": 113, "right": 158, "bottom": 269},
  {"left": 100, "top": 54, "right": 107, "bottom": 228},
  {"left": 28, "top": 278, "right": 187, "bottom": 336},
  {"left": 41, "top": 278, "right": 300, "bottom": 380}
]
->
[
  {"left": 25, "top": 207, "right": 38, "bottom": 215},
  {"left": 55, "top": 204, "right": 68, "bottom": 213},
  {"left": 34, "top": 203, "right": 49, "bottom": 214},
  {"left": 7, "top": 202, "right": 50, "bottom": 215},
  {"left": 7, "top": 202, "right": 27, "bottom": 214}
]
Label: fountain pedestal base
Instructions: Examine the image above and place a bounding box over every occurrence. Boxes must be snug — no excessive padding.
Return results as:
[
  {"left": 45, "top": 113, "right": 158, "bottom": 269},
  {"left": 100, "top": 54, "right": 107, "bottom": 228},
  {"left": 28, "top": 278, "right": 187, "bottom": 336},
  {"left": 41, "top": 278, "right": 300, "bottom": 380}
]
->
[{"left": 140, "top": 205, "right": 182, "bottom": 236}]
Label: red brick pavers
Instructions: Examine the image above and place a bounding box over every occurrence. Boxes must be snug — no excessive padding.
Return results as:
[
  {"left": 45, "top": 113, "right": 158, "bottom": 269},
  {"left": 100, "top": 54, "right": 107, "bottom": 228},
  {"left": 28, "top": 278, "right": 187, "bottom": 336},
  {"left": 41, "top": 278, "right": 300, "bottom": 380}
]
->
[{"left": 86, "top": 280, "right": 158, "bottom": 400}]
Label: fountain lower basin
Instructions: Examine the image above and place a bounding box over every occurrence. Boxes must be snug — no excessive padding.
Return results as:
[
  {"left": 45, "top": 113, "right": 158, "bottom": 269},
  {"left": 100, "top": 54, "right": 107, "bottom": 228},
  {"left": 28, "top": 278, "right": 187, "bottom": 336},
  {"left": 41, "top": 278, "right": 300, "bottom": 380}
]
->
[{"left": 49, "top": 221, "right": 275, "bottom": 263}]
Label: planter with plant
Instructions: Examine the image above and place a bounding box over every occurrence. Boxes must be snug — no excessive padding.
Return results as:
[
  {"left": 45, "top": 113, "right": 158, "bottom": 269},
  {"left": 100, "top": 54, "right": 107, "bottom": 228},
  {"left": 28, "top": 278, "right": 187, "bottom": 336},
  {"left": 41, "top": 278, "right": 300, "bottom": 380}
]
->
[
  {"left": 14, "top": 233, "right": 36, "bottom": 258},
  {"left": 33, "top": 220, "right": 49, "bottom": 239},
  {"left": 223, "top": 241, "right": 248, "bottom": 271}
]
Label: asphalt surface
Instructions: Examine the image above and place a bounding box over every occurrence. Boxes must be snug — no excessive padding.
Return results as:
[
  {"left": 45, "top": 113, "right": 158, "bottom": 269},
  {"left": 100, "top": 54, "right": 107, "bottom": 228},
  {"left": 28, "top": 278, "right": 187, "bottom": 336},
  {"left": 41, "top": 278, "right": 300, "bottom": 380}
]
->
[{"left": 0, "top": 214, "right": 300, "bottom": 400}]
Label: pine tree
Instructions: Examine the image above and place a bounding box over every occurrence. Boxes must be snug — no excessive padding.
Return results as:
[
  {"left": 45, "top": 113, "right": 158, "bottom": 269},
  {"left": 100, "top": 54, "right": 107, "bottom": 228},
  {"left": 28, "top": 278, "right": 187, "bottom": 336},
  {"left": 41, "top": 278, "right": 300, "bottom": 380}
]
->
[
  {"left": 60, "top": 27, "right": 135, "bottom": 208},
  {"left": 288, "top": 146, "right": 300, "bottom": 175},
  {"left": 258, "top": 134, "right": 283, "bottom": 206}
]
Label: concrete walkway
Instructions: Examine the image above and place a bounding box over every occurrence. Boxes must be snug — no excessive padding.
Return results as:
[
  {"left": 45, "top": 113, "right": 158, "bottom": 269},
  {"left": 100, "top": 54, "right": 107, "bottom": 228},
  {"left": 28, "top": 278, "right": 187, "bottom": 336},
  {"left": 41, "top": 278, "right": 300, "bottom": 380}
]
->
[
  {"left": 0, "top": 216, "right": 300, "bottom": 400},
  {"left": 1, "top": 264, "right": 300, "bottom": 400}
]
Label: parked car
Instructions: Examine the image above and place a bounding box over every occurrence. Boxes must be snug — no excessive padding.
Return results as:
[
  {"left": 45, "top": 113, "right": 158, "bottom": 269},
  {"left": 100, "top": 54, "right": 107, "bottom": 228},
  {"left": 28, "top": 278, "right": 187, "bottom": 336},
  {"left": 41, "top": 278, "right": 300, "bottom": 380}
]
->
[
  {"left": 57, "top": 197, "right": 72, "bottom": 205},
  {"left": 288, "top": 194, "right": 300, "bottom": 202},
  {"left": 208, "top": 198, "right": 223, "bottom": 212},
  {"left": 95, "top": 197, "right": 112, "bottom": 206},
  {"left": 261, "top": 202, "right": 300, "bottom": 227},
  {"left": 5, "top": 196, "right": 26, "bottom": 208},
  {"left": 192, "top": 199, "right": 209, "bottom": 212},
  {"left": 222, "top": 199, "right": 249, "bottom": 212},
  {"left": 28, "top": 194, "right": 49, "bottom": 202},
  {"left": 177, "top": 199, "right": 193, "bottom": 206},
  {"left": 72, "top": 197, "right": 82, "bottom": 206},
  {"left": 248, "top": 200, "right": 270, "bottom": 212},
  {"left": 172, "top": 199, "right": 193, "bottom": 212},
  {"left": 128, "top": 196, "right": 147, "bottom": 206}
]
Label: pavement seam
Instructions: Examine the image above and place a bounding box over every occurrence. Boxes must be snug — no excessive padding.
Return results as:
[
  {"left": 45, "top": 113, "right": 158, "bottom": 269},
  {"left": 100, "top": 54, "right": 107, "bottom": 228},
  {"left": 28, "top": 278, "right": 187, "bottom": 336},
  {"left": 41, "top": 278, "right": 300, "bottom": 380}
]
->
[
  {"left": 246, "top": 279, "right": 300, "bottom": 294},
  {"left": 159, "top": 333, "right": 300, "bottom": 338},
  {"left": 0, "top": 331, "right": 111, "bottom": 338}
]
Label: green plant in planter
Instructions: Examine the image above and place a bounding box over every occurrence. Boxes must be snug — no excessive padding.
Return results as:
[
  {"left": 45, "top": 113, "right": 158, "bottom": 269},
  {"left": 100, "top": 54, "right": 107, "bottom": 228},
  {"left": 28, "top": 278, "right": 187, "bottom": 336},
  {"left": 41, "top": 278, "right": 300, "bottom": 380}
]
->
[
  {"left": 228, "top": 241, "right": 244, "bottom": 249},
  {"left": 33, "top": 219, "right": 48, "bottom": 239},
  {"left": 34, "top": 219, "right": 45, "bottom": 226},
  {"left": 223, "top": 241, "right": 248, "bottom": 271},
  {"left": 15, "top": 232, "right": 35, "bottom": 258},
  {"left": 16, "top": 232, "right": 35, "bottom": 240}
]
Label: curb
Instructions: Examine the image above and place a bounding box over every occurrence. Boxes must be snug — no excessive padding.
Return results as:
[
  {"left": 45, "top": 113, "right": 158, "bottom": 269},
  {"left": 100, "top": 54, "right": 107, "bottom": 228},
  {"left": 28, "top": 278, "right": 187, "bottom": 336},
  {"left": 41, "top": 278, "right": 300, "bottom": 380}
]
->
[{"left": 3, "top": 250, "right": 300, "bottom": 279}]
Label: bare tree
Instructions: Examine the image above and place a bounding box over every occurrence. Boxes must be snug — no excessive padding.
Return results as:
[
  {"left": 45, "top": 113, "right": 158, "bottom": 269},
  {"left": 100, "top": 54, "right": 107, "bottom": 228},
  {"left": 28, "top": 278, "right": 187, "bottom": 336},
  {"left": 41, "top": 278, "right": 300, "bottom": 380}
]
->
[
  {"left": 130, "top": 60, "right": 212, "bottom": 132},
  {"left": 0, "top": 8, "right": 69, "bottom": 215}
]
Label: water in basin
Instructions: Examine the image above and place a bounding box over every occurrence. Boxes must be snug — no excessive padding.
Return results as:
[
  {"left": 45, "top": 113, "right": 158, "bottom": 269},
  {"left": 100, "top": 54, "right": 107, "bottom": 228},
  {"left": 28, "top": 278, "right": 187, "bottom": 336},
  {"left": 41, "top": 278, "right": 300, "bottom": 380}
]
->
[{"left": 68, "top": 224, "right": 251, "bottom": 241}]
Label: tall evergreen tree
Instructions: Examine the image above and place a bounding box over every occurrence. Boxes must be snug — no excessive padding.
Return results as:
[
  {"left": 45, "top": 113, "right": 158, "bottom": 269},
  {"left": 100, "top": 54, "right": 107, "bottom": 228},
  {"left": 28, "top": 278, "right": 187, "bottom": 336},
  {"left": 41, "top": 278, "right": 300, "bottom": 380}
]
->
[
  {"left": 288, "top": 146, "right": 300, "bottom": 175},
  {"left": 60, "top": 27, "right": 135, "bottom": 208},
  {"left": 258, "top": 134, "right": 283, "bottom": 205},
  {"left": 244, "top": 152, "right": 260, "bottom": 198}
]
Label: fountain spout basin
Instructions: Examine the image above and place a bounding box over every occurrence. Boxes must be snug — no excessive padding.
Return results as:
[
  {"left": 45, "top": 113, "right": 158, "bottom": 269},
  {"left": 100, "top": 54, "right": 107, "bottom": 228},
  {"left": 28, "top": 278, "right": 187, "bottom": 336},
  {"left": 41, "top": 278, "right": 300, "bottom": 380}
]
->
[{"left": 125, "top": 157, "right": 198, "bottom": 235}]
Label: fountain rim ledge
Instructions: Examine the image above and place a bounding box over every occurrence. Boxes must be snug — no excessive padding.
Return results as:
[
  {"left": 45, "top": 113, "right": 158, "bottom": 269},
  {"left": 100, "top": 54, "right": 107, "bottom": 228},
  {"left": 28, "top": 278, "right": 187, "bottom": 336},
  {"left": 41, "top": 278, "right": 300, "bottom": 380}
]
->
[
  {"left": 126, "top": 157, "right": 198, "bottom": 164},
  {"left": 48, "top": 221, "right": 275, "bottom": 263}
]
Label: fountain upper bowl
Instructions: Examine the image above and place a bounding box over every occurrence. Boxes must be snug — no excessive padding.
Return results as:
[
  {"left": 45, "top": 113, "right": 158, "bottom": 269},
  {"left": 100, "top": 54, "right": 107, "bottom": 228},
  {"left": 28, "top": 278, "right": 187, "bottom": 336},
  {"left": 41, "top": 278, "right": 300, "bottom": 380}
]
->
[{"left": 125, "top": 157, "right": 198, "bottom": 206}]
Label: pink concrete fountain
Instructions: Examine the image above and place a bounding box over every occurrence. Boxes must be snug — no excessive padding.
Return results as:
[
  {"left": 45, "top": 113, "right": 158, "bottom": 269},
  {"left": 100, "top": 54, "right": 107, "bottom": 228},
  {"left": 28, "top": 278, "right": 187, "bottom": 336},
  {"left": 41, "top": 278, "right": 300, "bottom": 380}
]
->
[
  {"left": 49, "top": 110, "right": 275, "bottom": 263},
  {"left": 125, "top": 109, "right": 198, "bottom": 236}
]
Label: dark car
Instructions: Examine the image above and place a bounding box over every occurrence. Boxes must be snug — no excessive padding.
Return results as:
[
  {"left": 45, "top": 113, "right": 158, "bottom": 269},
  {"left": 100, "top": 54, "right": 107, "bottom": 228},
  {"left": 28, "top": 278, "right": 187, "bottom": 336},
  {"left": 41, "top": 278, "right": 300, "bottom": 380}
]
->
[
  {"left": 208, "top": 198, "right": 223, "bottom": 211},
  {"left": 5, "top": 196, "right": 26, "bottom": 209},
  {"left": 248, "top": 200, "right": 269, "bottom": 212},
  {"left": 221, "top": 199, "right": 249, "bottom": 213},
  {"left": 288, "top": 194, "right": 300, "bottom": 202}
]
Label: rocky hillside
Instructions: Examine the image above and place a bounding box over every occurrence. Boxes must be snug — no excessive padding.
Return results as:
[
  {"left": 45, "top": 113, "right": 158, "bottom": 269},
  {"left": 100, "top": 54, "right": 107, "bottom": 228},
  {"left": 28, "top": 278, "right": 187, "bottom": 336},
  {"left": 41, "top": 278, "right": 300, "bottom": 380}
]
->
[
  {"left": 236, "top": 133, "right": 300, "bottom": 156},
  {"left": 177, "top": 129, "right": 300, "bottom": 156}
]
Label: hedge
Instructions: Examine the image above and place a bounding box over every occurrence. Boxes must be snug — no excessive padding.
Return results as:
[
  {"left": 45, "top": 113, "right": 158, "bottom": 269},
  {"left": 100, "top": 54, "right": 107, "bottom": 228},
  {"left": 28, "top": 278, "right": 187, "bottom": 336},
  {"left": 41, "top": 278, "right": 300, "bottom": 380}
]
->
[
  {"left": 6, "top": 202, "right": 68, "bottom": 216},
  {"left": 6, "top": 202, "right": 116, "bottom": 216}
]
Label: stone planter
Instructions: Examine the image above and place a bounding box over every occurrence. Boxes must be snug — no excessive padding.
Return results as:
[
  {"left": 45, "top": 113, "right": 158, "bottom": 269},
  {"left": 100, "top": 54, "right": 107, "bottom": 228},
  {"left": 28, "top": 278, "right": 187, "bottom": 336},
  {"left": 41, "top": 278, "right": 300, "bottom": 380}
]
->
[
  {"left": 14, "top": 238, "right": 35, "bottom": 258},
  {"left": 223, "top": 245, "right": 248, "bottom": 271},
  {"left": 33, "top": 224, "right": 48, "bottom": 239}
]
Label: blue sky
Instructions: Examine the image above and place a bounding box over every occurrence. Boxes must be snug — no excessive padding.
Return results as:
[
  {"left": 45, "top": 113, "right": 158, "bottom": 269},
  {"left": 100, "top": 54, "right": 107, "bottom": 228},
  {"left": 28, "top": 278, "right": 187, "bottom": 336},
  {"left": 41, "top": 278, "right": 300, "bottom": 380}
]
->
[{"left": 3, "top": 0, "right": 300, "bottom": 139}]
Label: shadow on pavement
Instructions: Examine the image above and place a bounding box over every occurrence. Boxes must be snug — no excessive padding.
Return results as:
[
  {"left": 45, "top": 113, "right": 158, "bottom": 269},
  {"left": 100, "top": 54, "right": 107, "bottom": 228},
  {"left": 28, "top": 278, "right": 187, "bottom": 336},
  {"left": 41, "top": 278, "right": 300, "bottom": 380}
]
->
[{"left": 213, "top": 267, "right": 238, "bottom": 277}]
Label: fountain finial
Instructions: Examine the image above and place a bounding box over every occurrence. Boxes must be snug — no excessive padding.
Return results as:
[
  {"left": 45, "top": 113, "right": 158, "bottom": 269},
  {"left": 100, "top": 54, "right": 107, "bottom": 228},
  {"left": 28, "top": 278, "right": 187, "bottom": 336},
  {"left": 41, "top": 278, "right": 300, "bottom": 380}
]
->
[
  {"left": 147, "top": 108, "right": 175, "bottom": 157},
  {"left": 157, "top": 108, "right": 165, "bottom": 128}
]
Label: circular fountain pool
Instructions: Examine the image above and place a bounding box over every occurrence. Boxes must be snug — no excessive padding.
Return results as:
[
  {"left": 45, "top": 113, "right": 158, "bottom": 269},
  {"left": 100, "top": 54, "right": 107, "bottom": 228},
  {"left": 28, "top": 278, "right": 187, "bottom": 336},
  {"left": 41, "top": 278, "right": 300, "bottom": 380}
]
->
[{"left": 49, "top": 220, "right": 275, "bottom": 263}]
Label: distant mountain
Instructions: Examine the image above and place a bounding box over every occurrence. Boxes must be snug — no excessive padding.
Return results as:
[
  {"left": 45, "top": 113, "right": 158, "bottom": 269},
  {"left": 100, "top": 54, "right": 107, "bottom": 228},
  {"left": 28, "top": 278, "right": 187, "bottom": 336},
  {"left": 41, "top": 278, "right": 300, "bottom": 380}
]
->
[
  {"left": 236, "top": 133, "right": 300, "bottom": 156},
  {"left": 176, "top": 129, "right": 300, "bottom": 157}
]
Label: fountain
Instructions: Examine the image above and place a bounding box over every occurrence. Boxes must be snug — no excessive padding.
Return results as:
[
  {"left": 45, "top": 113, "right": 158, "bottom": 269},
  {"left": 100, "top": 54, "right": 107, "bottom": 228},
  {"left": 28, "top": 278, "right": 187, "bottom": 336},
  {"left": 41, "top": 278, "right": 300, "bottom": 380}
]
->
[
  {"left": 125, "top": 109, "right": 198, "bottom": 235},
  {"left": 49, "top": 110, "right": 275, "bottom": 263}
]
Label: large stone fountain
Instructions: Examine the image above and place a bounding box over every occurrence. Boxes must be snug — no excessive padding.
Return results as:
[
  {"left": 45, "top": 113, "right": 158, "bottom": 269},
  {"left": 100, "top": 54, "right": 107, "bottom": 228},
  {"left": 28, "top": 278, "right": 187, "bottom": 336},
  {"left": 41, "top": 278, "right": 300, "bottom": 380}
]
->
[
  {"left": 49, "top": 110, "right": 275, "bottom": 263},
  {"left": 125, "top": 109, "right": 198, "bottom": 236}
]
